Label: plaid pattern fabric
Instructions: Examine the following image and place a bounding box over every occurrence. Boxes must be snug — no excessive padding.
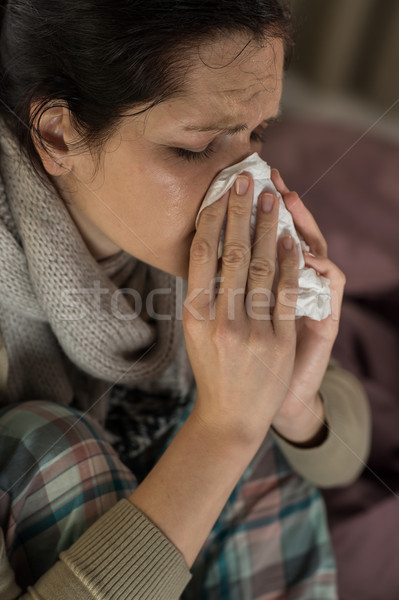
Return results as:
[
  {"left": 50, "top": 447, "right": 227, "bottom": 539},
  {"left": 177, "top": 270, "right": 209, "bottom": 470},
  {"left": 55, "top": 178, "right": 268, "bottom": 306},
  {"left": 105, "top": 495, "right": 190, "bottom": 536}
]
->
[
  {"left": 186, "top": 442, "right": 337, "bottom": 599},
  {"left": 164, "top": 400, "right": 337, "bottom": 600},
  {"left": 0, "top": 397, "right": 337, "bottom": 598},
  {"left": 0, "top": 401, "right": 138, "bottom": 589}
]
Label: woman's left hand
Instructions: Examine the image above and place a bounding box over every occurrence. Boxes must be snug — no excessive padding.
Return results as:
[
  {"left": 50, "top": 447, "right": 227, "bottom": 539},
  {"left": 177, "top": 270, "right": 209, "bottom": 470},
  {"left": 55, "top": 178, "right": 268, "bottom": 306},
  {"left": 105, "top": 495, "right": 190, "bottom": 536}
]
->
[{"left": 270, "top": 169, "right": 347, "bottom": 445}]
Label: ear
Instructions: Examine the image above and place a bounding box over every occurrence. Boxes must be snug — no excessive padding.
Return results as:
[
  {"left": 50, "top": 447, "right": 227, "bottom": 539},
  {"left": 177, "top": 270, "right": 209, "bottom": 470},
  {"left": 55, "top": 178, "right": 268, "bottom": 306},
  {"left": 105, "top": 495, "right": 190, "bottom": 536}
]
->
[{"left": 30, "top": 103, "right": 77, "bottom": 177}]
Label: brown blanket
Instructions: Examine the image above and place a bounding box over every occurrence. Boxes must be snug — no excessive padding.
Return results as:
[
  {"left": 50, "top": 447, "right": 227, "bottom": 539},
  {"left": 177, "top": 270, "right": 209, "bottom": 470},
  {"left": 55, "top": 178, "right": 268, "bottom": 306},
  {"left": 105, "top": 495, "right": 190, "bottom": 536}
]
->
[{"left": 261, "top": 118, "right": 399, "bottom": 600}]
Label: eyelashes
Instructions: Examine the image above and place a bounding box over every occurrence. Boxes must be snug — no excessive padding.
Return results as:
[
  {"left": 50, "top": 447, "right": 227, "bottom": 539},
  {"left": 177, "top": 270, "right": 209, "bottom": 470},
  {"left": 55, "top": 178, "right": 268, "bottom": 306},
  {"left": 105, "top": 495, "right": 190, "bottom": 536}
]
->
[
  {"left": 250, "top": 128, "right": 268, "bottom": 145},
  {"left": 172, "top": 126, "right": 268, "bottom": 162},
  {"left": 173, "top": 145, "right": 217, "bottom": 162}
]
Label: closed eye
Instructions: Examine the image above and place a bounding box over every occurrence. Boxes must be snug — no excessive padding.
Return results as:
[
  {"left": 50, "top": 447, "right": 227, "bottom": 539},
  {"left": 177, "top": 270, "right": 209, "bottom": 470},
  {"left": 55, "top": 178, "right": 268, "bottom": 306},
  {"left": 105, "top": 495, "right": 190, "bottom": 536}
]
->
[
  {"left": 172, "top": 120, "right": 278, "bottom": 162},
  {"left": 173, "top": 144, "right": 217, "bottom": 162}
]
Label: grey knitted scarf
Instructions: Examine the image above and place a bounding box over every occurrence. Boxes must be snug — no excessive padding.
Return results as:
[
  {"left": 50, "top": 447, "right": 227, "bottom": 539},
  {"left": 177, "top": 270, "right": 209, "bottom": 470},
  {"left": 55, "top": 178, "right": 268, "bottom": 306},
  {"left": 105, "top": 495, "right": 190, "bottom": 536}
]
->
[{"left": 0, "top": 117, "right": 194, "bottom": 424}]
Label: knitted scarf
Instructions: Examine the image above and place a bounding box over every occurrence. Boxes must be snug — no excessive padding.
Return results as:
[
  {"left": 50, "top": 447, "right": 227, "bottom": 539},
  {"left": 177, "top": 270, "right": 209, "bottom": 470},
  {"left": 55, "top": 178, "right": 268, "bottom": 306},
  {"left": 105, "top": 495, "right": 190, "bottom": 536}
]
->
[{"left": 0, "top": 117, "right": 194, "bottom": 425}]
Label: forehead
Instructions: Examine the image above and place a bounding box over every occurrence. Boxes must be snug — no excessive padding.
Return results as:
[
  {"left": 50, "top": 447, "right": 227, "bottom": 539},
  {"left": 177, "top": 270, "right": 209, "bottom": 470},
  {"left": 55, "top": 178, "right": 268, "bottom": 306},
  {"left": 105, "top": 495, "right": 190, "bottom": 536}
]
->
[
  {"left": 141, "top": 34, "right": 284, "bottom": 134},
  {"left": 188, "top": 34, "right": 283, "bottom": 96}
]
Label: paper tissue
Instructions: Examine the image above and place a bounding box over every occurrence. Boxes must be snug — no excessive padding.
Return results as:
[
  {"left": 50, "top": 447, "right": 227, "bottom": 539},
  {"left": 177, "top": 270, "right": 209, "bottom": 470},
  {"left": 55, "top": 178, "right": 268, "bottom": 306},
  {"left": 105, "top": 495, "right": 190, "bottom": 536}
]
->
[{"left": 195, "top": 152, "right": 331, "bottom": 320}]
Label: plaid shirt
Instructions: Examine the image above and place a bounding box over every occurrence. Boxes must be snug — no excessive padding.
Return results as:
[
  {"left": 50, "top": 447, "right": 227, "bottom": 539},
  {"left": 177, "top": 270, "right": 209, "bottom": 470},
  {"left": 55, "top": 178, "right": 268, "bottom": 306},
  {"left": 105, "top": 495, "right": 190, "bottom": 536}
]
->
[{"left": 0, "top": 392, "right": 337, "bottom": 598}]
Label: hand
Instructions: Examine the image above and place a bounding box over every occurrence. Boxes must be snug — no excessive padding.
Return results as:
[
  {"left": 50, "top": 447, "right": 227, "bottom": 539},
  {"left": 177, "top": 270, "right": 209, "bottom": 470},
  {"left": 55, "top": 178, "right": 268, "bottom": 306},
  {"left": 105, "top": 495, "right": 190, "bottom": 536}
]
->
[
  {"left": 183, "top": 173, "right": 300, "bottom": 448},
  {"left": 270, "top": 169, "right": 347, "bottom": 444}
]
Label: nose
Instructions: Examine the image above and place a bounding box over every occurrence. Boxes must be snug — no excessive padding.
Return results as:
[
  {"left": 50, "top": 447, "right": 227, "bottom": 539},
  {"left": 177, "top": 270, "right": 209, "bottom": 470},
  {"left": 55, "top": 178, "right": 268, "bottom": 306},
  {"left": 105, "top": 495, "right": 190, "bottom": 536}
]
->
[{"left": 223, "top": 135, "right": 256, "bottom": 169}]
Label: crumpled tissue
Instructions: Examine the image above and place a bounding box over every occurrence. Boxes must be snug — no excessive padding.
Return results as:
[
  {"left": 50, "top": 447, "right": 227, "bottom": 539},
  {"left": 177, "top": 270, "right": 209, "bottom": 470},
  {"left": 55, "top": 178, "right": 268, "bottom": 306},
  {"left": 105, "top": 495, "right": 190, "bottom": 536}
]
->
[{"left": 195, "top": 152, "right": 331, "bottom": 320}]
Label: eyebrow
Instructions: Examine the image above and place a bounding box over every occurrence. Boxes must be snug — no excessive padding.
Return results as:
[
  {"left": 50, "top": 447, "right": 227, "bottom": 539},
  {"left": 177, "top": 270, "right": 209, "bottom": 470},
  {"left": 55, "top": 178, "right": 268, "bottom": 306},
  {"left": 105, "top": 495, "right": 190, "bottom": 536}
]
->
[{"left": 182, "top": 114, "right": 281, "bottom": 134}]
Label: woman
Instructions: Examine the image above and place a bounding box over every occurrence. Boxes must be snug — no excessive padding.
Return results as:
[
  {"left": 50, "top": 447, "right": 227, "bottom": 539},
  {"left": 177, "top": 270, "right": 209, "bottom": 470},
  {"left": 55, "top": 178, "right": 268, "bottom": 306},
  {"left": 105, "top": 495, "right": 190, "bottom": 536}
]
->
[{"left": 0, "top": 1, "right": 370, "bottom": 598}]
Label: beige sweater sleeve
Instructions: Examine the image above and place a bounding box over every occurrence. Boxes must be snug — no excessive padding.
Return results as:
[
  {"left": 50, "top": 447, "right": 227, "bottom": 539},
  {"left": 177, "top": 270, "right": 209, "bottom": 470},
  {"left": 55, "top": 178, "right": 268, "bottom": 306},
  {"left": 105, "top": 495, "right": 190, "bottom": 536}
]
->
[
  {"left": 272, "top": 357, "right": 372, "bottom": 488},
  {"left": 0, "top": 500, "right": 192, "bottom": 600}
]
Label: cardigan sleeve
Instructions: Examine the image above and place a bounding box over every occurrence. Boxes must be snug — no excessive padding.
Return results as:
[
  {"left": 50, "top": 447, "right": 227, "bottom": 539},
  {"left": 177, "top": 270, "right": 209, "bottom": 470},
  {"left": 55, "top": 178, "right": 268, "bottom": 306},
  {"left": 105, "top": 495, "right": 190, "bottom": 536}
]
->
[
  {"left": 1, "top": 500, "right": 192, "bottom": 600},
  {"left": 271, "top": 357, "right": 371, "bottom": 488}
]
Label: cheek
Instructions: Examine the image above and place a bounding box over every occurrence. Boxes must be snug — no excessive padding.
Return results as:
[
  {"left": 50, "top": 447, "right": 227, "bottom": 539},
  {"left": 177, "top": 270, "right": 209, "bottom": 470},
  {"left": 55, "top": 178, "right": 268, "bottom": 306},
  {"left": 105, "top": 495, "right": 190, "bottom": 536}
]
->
[
  {"left": 103, "top": 141, "right": 221, "bottom": 251},
  {"left": 133, "top": 159, "right": 214, "bottom": 237}
]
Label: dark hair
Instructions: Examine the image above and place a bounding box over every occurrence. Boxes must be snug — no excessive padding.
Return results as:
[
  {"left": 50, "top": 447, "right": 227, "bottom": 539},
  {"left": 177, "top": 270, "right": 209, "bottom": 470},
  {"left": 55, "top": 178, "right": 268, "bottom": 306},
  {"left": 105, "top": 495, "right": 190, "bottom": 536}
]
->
[{"left": 0, "top": 0, "right": 293, "bottom": 180}]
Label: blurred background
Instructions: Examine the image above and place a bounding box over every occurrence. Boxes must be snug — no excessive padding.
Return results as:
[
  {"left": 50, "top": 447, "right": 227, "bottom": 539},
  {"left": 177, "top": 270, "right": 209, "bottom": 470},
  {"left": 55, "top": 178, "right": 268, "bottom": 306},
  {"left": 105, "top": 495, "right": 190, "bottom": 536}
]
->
[
  {"left": 282, "top": 0, "right": 399, "bottom": 142},
  {"left": 262, "top": 5, "right": 399, "bottom": 598}
]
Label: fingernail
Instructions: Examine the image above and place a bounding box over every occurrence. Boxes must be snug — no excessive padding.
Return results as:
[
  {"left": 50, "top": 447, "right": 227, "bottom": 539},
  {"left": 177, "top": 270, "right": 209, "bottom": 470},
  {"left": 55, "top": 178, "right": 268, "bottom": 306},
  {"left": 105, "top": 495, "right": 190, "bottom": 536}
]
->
[
  {"left": 283, "top": 236, "right": 293, "bottom": 250},
  {"left": 235, "top": 175, "right": 249, "bottom": 196},
  {"left": 261, "top": 193, "right": 274, "bottom": 213}
]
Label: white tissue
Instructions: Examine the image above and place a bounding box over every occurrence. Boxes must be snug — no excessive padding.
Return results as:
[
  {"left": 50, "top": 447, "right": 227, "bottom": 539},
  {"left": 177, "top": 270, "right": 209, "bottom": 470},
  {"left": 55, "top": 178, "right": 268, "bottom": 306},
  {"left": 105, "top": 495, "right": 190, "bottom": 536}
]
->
[{"left": 195, "top": 152, "right": 331, "bottom": 321}]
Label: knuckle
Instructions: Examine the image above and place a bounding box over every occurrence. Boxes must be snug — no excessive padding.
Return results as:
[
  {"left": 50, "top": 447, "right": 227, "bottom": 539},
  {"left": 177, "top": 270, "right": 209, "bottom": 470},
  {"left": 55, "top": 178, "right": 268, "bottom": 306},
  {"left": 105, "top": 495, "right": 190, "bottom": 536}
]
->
[
  {"left": 190, "top": 238, "right": 213, "bottom": 263},
  {"left": 281, "top": 253, "right": 299, "bottom": 270},
  {"left": 248, "top": 257, "right": 275, "bottom": 282},
  {"left": 257, "top": 221, "right": 277, "bottom": 237},
  {"left": 229, "top": 202, "right": 249, "bottom": 218},
  {"left": 222, "top": 241, "right": 250, "bottom": 269},
  {"left": 202, "top": 205, "right": 224, "bottom": 221},
  {"left": 211, "top": 321, "right": 238, "bottom": 347},
  {"left": 279, "top": 277, "right": 299, "bottom": 293},
  {"left": 277, "top": 280, "right": 299, "bottom": 309}
]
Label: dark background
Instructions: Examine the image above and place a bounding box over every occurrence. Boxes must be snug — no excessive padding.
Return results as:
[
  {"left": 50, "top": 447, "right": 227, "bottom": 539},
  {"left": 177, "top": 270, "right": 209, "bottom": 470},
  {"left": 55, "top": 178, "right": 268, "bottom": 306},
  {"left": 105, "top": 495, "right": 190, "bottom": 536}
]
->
[{"left": 282, "top": 0, "right": 399, "bottom": 142}]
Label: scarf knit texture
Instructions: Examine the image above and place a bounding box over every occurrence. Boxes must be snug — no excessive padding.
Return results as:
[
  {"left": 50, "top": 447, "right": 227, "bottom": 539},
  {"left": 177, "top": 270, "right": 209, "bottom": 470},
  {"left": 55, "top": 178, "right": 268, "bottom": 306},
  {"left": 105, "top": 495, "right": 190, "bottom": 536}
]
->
[{"left": 0, "top": 116, "right": 194, "bottom": 426}]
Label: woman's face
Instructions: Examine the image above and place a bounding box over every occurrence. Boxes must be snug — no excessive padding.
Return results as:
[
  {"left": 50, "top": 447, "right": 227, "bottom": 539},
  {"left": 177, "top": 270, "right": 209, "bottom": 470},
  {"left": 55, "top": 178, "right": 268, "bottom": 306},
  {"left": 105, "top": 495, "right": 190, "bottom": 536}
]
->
[{"left": 56, "top": 34, "right": 284, "bottom": 278}]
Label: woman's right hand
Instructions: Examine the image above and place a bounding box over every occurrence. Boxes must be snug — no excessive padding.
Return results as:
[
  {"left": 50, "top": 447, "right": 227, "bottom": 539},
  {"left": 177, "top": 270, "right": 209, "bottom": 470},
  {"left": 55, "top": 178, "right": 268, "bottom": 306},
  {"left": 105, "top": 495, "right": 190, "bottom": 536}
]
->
[{"left": 183, "top": 173, "right": 300, "bottom": 447}]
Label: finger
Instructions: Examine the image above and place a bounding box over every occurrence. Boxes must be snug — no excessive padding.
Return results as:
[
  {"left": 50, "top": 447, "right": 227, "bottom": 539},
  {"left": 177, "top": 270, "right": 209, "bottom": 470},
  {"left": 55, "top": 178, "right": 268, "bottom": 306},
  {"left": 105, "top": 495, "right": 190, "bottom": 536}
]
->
[
  {"left": 304, "top": 253, "right": 346, "bottom": 290},
  {"left": 284, "top": 191, "right": 328, "bottom": 258},
  {"left": 271, "top": 168, "right": 289, "bottom": 195},
  {"left": 217, "top": 173, "right": 253, "bottom": 321},
  {"left": 271, "top": 168, "right": 328, "bottom": 259},
  {"left": 303, "top": 253, "right": 346, "bottom": 317},
  {"left": 272, "top": 235, "right": 299, "bottom": 340},
  {"left": 186, "top": 191, "right": 229, "bottom": 317},
  {"left": 245, "top": 192, "right": 279, "bottom": 321}
]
